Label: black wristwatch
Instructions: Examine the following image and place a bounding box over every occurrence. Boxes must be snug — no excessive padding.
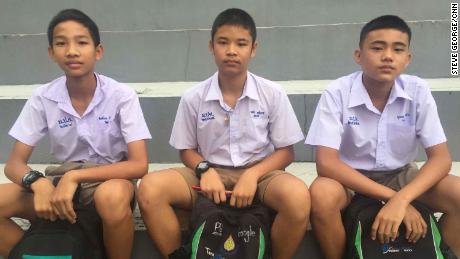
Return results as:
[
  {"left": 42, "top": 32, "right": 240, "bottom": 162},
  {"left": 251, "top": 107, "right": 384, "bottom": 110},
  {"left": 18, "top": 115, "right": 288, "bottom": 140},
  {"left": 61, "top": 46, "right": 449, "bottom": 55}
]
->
[
  {"left": 195, "top": 161, "right": 211, "bottom": 180},
  {"left": 22, "top": 170, "right": 45, "bottom": 192}
]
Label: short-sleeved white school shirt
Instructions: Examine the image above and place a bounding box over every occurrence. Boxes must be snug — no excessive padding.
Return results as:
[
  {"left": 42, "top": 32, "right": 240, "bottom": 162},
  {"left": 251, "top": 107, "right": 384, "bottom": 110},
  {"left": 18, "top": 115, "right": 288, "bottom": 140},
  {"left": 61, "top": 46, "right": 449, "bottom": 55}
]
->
[
  {"left": 9, "top": 73, "right": 152, "bottom": 164},
  {"left": 305, "top": 71, "right": 446, "bottom": 171},
  {"left": 169, "top": 72, "right": 304, "bottom": 167}
]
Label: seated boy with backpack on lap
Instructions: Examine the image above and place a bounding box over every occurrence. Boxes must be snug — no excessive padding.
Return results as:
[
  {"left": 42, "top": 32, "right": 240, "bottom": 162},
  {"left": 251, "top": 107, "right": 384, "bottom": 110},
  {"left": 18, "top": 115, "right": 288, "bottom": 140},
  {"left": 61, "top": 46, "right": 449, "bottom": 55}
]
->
[
  {"left": 305, "top": 15, "right": 460, "bottom": 259},
  {"left": 0, "top": 9, "right": 151, "bottom": 259},
  {"left": 137, "top": 8, "right": 310, "bottom": 259}
]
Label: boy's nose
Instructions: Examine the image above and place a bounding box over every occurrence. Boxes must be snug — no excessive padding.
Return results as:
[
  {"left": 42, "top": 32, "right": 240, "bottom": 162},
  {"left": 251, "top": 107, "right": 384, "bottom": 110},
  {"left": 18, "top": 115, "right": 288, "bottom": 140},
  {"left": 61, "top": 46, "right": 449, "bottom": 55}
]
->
[
  {"left": 66, "top": 44, "right": 79, "bottom": 56},
  {"left": 226, "top": 44, "right": 237, "bottom": 55},
  {"left": 381, "top": 49, "right": 393, "bottom": 62}
]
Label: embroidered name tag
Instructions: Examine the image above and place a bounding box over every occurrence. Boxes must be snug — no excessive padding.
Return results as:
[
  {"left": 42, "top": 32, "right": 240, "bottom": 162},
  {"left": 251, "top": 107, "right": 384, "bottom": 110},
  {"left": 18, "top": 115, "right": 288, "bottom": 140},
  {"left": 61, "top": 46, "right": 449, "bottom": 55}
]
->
[
  {"left": 58, "top": 117, "right": 73, "bottom": 128},
  {"left": 250, "top": 110, "right": 266, "bottom": 119},
  {"left": 201, "top": 112, "right": 215, "bottom": 122},
  {"left": 347, "top": 116, "right": 360, "bottom": 125},
  {"left": 98, "top": 115, "right": 111, "bottom": 124},
  {"left": 396, "top": 113, "right": 411, "bottom": 122}
]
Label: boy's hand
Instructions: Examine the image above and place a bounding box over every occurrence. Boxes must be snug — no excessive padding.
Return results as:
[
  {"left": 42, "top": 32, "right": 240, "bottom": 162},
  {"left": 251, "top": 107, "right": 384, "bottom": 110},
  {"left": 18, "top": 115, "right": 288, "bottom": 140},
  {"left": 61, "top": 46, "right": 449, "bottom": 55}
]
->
[
  {"left": 200, "top": 168, "right": 227, "bottom": 204},
  {"left": 30, "top": 177, "right": 57, "bottom": 221},
  {"left": 51, "top": 171, "right": 78, "bottom": 224},
  {"left": 371, "top": 197, "right": 409, "bottom": 243},
  {"left": 402, "top": 204, "right": 427, "bottom": 243},
  {"left": 230, "top": 170, "right": 258, "bottom": 208}
]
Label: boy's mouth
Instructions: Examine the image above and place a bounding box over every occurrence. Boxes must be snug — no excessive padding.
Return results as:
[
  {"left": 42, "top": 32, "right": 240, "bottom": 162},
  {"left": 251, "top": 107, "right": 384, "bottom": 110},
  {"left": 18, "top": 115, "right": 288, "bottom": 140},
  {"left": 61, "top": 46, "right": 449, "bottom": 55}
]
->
[
  {"left": 378, "top": 65, "right": 395, "bottom": 72},
  {"left": 65, "top": 61, "right": 83, "bottom": 68},
  {"left": 224, "top": 60, "right": 240, "bottom": 65}
]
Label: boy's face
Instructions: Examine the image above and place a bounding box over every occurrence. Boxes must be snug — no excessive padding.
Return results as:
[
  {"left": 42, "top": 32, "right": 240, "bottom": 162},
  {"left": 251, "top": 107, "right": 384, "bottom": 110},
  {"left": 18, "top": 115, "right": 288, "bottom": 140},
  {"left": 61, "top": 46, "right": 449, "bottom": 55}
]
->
[
  {"left": 209, "top": 25, "right": 257, "bottom": 77},
  {"left": 354, "top": 28, "right": 411, "bottom": 84},
  {"left": 48, "top": 20, "right": 103, "bottom": 79}
]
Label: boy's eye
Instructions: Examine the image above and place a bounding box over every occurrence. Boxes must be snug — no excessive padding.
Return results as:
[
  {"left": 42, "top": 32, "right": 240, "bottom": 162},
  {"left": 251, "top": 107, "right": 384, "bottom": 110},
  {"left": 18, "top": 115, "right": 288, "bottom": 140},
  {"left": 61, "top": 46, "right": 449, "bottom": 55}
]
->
[
  {"left": 78, "top": 41, "right": 89, "bottom": 45},
  {"left": 55, "top": 42, "right": 65, "bottom": 46},
  {"left": 371, "top": 46, "right": 382, "bottom": 51}
]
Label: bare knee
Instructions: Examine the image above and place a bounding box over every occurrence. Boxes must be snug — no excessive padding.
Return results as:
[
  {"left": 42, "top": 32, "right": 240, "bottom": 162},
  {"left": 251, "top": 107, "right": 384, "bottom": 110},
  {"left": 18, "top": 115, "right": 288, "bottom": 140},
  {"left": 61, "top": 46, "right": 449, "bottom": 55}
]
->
[
  {"left": 265, "top": 176, "right": 310, "bottom": 223},
  {"left": 0, "top": 183, "right": 35, "bottom": 220},
  {"left": 137, "top": 172, "right": 173, "bottom": 209},
  {"left": 310, "top": 177, "right": 347, "bottom": 218},
  {"left": 94, "top": 180, "right": 133, "bottom": 224}
]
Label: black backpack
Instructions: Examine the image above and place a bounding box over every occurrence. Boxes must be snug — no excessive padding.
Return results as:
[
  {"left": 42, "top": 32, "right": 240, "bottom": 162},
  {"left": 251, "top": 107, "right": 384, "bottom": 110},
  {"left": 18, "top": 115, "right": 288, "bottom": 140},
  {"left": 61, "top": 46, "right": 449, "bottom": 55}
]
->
[
  {"left": 343, "top": 194, "right": 457, "bottom": 259},
  {"left": 9, "top": 178, "right": 106, "bottom": 259},
  {"left": 185, "top": 194, "right": 272, "bottom": 259}
]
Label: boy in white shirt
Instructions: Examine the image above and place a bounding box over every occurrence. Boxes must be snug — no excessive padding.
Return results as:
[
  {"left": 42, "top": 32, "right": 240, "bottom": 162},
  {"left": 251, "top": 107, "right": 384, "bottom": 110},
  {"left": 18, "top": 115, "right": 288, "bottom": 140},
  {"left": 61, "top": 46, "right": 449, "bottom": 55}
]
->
[
  {"left": 138, "top": 8, "right": 310, "bottom": 259},
  {"left": 306, "top": 15, "right": 460, "bottom": 259},
  {"left": 0, "top": 9, "right": 151, "bottom": 259}
]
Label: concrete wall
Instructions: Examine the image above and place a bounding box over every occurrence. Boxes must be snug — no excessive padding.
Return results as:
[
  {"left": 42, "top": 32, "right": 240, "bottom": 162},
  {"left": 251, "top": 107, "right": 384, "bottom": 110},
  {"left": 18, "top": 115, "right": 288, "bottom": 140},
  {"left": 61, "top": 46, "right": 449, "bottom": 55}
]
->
[
  {"left": 0, "top": 0, "right": 458, "bottom": 163},
  {"left": 0, "top": 0, "right": 454, "bottom": 85}
]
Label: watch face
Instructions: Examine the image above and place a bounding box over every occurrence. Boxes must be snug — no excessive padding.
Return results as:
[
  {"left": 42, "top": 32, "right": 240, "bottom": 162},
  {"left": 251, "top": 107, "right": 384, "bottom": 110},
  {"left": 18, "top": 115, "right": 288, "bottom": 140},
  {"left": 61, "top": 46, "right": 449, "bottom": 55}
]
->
[
  {"left": 197, "top": 162, "right": 209, "bottom": 171},
  {"left": 23, "top": 171, "right": 44, "bottom": 189}
]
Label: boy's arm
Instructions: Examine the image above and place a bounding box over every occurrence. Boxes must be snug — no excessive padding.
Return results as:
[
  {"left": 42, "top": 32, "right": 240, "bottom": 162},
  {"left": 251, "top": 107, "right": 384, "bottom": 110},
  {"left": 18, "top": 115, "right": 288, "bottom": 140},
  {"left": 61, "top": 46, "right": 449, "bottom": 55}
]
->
[
  {"left": 5, "top": 141, "right": 57, "bottom": 221},
  {"left": 230, "top": 145, "right": 294, "bottom": 207},
  {"left": 316, "top": 145, "right": 428, "bottom": 243},
  {"left": 392, "top": 143, "right": 451, "bottom": 204},
  {"left": 371, "top": 142, "right": 451, "bottom": 243},
  {"left": 179, "top": 149, "right": 227, "bottom": 204},
  {"left": 316, "top": 145, "right": 396, "bottom": 200},
  {"left": 51, "top": 139, "right": 148, "bottom": 223}
]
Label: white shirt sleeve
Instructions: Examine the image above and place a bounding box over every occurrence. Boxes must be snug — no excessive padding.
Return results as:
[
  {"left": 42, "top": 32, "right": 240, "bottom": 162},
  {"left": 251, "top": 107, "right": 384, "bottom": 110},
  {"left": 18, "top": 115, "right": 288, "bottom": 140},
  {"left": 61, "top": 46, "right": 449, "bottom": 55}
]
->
[
  {"left": 268, "top": 91, "right": 304, "bottom": 148},
  {"left": 9, "top": 96, "right": 48, "bottom": 146},
  {"left": 169, "top": 95, "right": 198, "bottom": 150},
  {"left": 305, "top": 90, "right": 343, "bottom": 149},
  {"left": 415, "top": 88, "right": 447, "bottom": 148},
  {"left": 119, "top": 91, "right": 152, "bottom": 143}
]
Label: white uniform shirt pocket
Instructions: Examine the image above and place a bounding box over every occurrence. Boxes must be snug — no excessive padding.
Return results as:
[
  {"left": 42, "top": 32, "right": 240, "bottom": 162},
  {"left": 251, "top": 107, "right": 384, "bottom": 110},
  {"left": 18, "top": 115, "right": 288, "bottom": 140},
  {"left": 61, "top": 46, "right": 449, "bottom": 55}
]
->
[{"left": 387, "top": 122, "right": 417, "bottom": 156}]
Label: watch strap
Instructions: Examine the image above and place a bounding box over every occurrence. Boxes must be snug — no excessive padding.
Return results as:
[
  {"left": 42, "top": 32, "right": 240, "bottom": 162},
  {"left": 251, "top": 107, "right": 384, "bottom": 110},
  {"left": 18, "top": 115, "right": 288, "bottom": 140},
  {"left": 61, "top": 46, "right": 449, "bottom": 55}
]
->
[{"left": 22, "top": 170, "right": 45, "bottom": 191}]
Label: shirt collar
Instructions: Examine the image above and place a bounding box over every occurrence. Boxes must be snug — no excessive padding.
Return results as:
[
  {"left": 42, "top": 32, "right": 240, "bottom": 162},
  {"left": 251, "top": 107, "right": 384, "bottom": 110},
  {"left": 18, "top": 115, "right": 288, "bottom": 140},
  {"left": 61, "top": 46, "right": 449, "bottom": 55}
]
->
[
  {"left": 348, "top": 72, "right": 374, "bottom": 109},
  {"left": 387, "top": 78, "right": 412, "bottom": 104},
  {"left": 43, "top": 73, "right": 103, "bottom": 104},
  {"left": 42, "top": 73, "right": 104, "bottom": 118},
  {"left": 205, "top": 71, "right": 259, "bottom": 102},
  {"left": 348, "top": 72, "right": 412, "bottom": 108}
]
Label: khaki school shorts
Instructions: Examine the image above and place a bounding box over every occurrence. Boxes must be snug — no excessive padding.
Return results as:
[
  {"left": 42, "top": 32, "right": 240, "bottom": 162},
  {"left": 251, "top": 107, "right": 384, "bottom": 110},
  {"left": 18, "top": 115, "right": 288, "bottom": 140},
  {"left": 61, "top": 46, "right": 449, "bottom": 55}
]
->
[
  {"left": 45, "top": 162, "right": 136, "bottom": 208},
  {"left": 345, "top": 162, "right": 419, "bottom": 199},
  {"left": 172, "top": 166, "right": 285, "bottom": 205},
  {"left": 357, "top": 162, "right": 419, "bottom": 192}
]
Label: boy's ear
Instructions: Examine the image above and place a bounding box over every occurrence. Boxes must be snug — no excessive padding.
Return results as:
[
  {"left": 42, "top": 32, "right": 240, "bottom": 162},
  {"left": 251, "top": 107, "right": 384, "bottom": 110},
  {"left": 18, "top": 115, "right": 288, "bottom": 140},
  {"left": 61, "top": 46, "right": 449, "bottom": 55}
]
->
[
  {"left": 405, "top": 51, "right": 412, "bottom": 68},
  {"left": 250, "top": 41, "right": 258, "bottom": 58},
  {"left": 353, "top": 48, "right": 361, "bottom": 65},
  {"left": 48, "top": 46, "right": 56, "bottom": 62},
  {"left": 208, "top": 39, "right": 214, "bottom": 53},
  {"left": 95, "top": 44, "right": 104, "bottom": 61}
]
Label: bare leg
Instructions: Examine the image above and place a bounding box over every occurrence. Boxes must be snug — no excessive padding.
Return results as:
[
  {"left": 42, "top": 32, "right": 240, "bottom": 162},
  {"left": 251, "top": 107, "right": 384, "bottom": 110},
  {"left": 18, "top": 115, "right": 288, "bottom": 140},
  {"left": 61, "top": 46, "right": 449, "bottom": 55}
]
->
[
  {"left": 262, "top": 174, "right": 310, "bottom": 259},
  {"left": 94, "top": 179, "right": 135, "bottom": 259},
  {"left": 137, "top": 170, "right": 193, "bottom": 258},
  {"left": 417, "top": 175, "right": 460, "bottom": 256},
  {"left": 0, "top": 183, "right": 36, "bottom": 256},
  {"left": 310, "top": 177, "right": 351, "bottom": 259}
]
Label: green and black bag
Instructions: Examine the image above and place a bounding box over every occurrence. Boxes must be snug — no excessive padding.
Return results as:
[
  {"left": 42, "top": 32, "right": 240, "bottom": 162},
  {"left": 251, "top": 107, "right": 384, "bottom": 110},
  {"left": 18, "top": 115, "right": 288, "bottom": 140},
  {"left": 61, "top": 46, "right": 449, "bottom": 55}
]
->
[
  {"left": 187, "top": 194, "right": 272, "bottom": 259},
  {"left": 343, "top": 194, "right": 457, "bottom": 259}
]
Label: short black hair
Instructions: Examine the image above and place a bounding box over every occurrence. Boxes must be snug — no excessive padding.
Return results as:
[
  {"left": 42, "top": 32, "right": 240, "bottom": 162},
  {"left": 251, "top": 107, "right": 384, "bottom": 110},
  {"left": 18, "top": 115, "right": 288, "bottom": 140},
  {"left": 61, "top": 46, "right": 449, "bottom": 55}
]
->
[
  {"left": 211, "top": 8, "right": 257, "bottom": 43},
  {"left": 47, "top": 9, "right": 100, "bottom": 47},
  {"left": 359, "top": 15, "right": 411, "bottom": 47}
]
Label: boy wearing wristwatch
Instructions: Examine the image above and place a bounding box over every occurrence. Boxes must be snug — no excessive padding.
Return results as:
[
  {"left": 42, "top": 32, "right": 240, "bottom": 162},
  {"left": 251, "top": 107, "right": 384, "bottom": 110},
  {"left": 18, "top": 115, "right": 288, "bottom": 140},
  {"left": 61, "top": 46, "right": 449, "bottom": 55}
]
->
[
  {"left": 0, "top": 9, "right": 151, "bottom": 259},
  {"left": 137, "top": 8, "right": 310, "bottom": 259}
]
